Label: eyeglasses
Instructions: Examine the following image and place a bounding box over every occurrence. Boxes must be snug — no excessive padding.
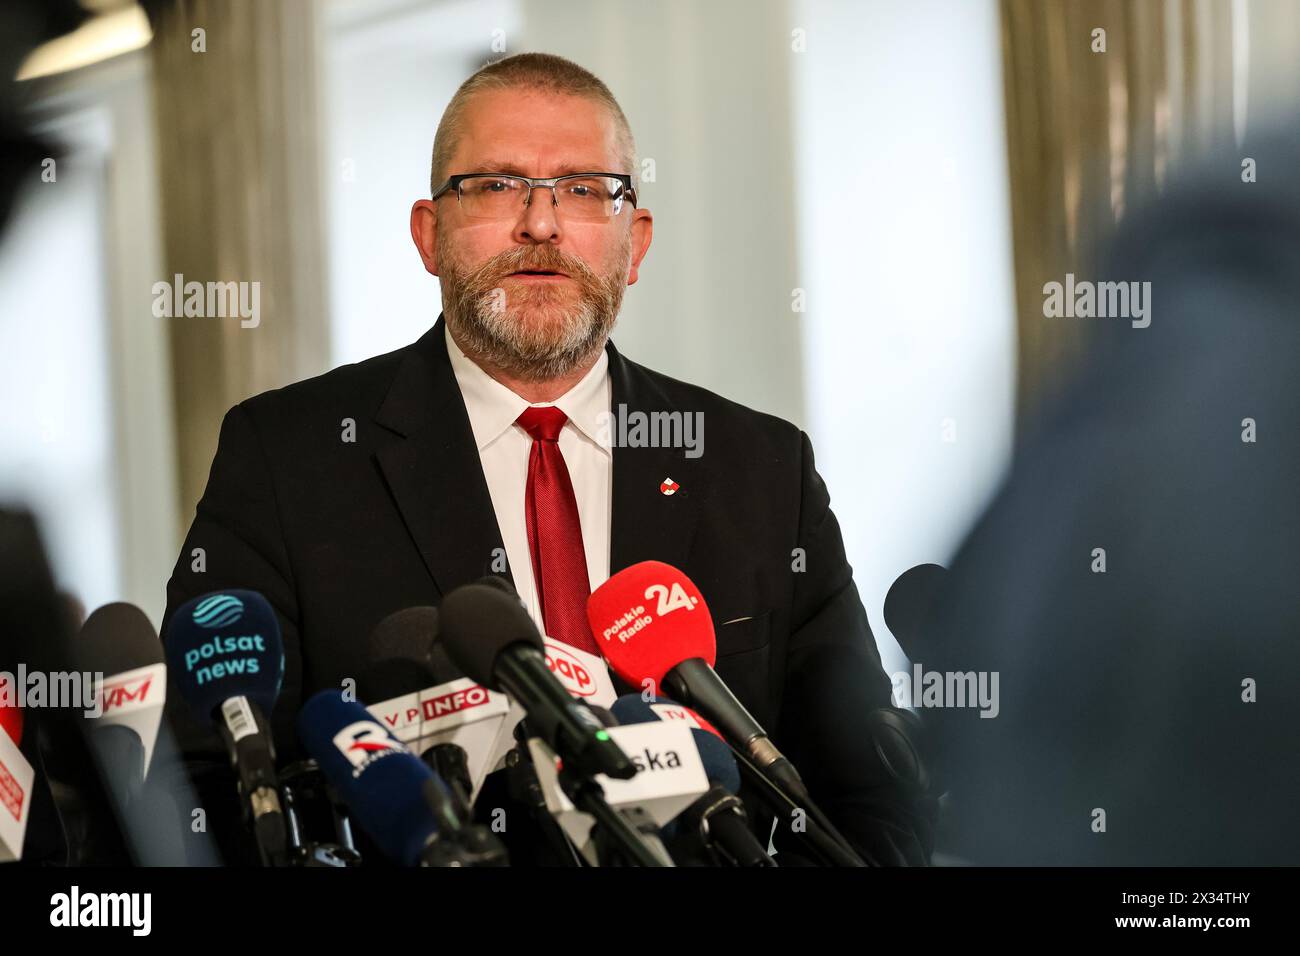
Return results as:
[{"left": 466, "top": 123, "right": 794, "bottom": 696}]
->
[{"left": 432, "top": 172, "right": 637, "bottom": 221}]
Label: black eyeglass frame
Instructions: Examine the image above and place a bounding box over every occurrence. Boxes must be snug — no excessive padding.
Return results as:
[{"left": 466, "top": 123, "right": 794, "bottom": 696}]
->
[{"left": 431, "top": 172, "right": 638, "bottom": 217}]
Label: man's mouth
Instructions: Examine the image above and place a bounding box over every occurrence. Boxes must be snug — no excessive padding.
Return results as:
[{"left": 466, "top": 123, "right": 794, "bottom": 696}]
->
[{"left": 508, "top": 269, "right": 568, "bottom": 278}]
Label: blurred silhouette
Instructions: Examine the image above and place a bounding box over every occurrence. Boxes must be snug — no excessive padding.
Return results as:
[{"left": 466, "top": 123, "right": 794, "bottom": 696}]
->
[{"left": 929, "top": 129, "right": 1300, "bottom": 865}]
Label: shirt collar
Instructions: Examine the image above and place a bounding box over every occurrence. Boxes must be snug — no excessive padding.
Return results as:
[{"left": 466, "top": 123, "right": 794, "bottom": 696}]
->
[{"left": 445, "top": 324, "right": 611, "bottom": 454}]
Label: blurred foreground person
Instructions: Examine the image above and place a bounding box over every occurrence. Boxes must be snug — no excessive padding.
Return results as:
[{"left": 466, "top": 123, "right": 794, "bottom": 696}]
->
[{"left": 931, "top": 129, "right": 1300, "bottom": 865}]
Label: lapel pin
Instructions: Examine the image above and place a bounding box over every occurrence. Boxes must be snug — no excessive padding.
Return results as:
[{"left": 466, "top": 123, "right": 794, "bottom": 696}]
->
[{"left": 660, "top": 477, "right": 679, "bottom": 496}]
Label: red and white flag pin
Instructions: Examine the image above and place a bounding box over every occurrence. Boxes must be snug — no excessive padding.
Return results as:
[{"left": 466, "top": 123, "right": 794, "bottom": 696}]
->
[{"left": 659, "top": 477, "right": 680, "bottom": 496}]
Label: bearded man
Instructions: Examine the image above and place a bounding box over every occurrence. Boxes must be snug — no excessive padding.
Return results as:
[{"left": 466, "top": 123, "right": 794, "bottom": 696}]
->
[{"left": 162, "top": 51, "right": 934, "bottom": 867}]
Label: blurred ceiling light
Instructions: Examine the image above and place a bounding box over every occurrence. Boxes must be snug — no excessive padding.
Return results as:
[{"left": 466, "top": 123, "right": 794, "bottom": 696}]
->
[{"left": 16, "top": 3, "right": 152, "bottom": 81}]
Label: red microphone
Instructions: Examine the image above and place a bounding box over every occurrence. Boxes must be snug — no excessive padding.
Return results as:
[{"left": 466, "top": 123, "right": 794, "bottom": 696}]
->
[
  {"left": 587, "top": 561, "right": 797, "bottom": 781},
  {"left": 586, "top": 560, "right": 715, "bottom": 686},
  {"left": 588, "top": 561, "right": 868, "bottom": 867}
]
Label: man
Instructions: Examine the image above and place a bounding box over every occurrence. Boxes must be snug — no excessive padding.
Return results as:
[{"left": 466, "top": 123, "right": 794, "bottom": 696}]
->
[{"left": 162, "top": 52, "right": 933, "bottom": 865}]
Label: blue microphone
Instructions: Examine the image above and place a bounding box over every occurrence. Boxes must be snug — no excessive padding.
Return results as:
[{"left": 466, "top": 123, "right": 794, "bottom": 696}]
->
[
  {"left": 610, "top": 694, "right": 775, "bottom": 866},
  {"left": 166, "top": 589, "right": 287, "bottom": 865},
  {"left": 298, "top": 690, "right": 506, "bottom": 867}
]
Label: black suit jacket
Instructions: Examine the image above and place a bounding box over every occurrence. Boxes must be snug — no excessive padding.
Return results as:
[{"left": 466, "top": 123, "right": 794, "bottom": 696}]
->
[{"left": 161, "top": 315, "right": 933, "bottom": 865}]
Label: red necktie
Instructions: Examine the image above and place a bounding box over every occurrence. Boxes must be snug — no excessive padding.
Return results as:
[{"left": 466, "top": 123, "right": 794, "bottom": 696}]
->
[{"left": 517, "top": 406, "right": 597, "bottom": 653}]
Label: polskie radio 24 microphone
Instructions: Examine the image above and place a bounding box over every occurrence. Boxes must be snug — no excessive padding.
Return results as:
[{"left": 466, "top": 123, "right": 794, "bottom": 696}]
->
[
  {"left": 76, "top": 603, "right": 167, "bottom": 813},
  {"left": 610, "top": 693, "right": 776, "bottom": 867},
  {"left": 360, "top": 606, "right": 512, "bottom": 805},
  {"left": 587, "top": 560, "right": 866, "bottom": 867},
  {"left": 298, "top": 690, "right": 507, "bottom": 866},
  {"left": 165, "top": 589, "right": 288, "bottom": 866},
  {"left": 0, "top": 678, "right": 33, "bottom": 862}
]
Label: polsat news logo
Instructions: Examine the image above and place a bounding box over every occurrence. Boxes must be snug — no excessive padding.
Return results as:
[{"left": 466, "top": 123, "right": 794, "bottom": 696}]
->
[
  {"left": 191, "top": 593, "right": 244, "bottom": 629},
  {"left": 100, "top": 674, "right": 158, "bottom": 713}
]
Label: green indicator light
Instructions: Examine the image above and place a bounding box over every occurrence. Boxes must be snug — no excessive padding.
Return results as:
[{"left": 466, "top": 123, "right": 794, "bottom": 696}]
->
[{"left": 596, "top": 730, "right": 611, "bottom": 741}]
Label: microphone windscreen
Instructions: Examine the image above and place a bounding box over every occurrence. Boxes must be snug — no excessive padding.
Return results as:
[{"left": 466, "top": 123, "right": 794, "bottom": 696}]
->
[
  {"left": 368, "top": 606, "right": 438, "bottom": 663},
  {"left": 476, "top": 574, "right": 518, "bottom": 597},
  {"left": 437, "top": 582, "right": 543, "bottom": 689},
  {"left": 298, "top": 690, "right": 444, "bottom": 866},
  {"left": 77, "top": 603, "right": 163, "bottom": 676},
  {"left": 587, "top": 561, "right": 715, "bottom": 686},
  {"left": 360, "top": 607, "right": 439, "bottom": 701},
  {"left": 882, "top": 563, "right": 949, "bottom": 661},
  {"left": 165, "top": 590, "right": 284, "bottom": 723},
  {"left": 609, "top": 693, "right": 741, "bottom": 793}
]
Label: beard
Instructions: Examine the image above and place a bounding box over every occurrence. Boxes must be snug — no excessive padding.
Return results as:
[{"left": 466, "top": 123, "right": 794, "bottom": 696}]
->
[{"left": 438, "top": 230, "right": 631, "bottom": 382}]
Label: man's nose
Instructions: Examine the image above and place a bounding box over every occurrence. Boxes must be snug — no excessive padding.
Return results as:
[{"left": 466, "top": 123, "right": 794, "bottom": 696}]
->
[{"left": 515, "top": 184, "right": 561, "bottom": 243}]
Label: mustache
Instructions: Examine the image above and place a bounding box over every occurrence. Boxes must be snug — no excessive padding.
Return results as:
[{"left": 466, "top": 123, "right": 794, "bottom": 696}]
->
[{"left": 478, "top": 245, "right": 596, "bottom": 282}]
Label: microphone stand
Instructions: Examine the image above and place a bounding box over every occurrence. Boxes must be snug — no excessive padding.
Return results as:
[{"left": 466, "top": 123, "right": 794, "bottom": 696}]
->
[
  {"left": 731, "top": 748, "right": 866, "bottom": 867},
  {"left": 557, "top": 766, "right": 672, "bottom": 867},
  {"left": 278, "top": 760, "right": 361, "bottom": 867}
]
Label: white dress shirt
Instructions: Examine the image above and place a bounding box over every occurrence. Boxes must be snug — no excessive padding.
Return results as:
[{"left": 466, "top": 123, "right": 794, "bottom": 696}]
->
[{"left": 444, "top": 325, "right": 613, "bottom": 638}]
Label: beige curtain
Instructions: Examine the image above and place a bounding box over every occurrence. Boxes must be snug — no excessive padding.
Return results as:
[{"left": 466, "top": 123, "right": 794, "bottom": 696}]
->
[
  {"left": 1000, "top": 0, "right": 1240, "bottom": 427},
  {"left": 149, "top": 0, "right": 331, "bottom": 533}
]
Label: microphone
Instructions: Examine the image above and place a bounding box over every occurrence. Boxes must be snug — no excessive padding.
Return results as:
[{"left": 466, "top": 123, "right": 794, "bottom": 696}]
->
[
  {"left": 75, "top": 603, "right": 167, "bottom": 812},
  {"left": 360, "top": 605, "right": 512, "bottom": 803},
  {"left": 361, "top": 613, "right": 488, "bottom": 837},
  {"left": 298, "top": 690, "right": 506, "bottom": 866},
  {"left": 165, "top": 589, "right": 288, "bottom": 866},
  {"left": 438, "top": 582, "right": 634, "bottom": 781},
  {"left": 610, "top": 694, "right": 775, "bottom": 867},
  {"left": 882, "top": 563, "right": 950, "bottom": 662},
  {"left": 587, "top": 560, "right": 865, "bottom": 866},
  {"left": 0, "top": 680, "right": 33, "bottom": 862},
  {"left": 358, "top": 619, "right": 470, "bottom": 796},
  {"left": 587, "top": 561, "right": 800, "bottom": 788}
]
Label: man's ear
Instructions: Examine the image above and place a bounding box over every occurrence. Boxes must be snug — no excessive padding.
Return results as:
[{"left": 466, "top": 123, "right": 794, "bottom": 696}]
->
[
  {"left": 410, "top": 199, "right": 439, "bottom": 275},
  {"left": 626, "top": 206, "right": 653, "bottom": 286}
]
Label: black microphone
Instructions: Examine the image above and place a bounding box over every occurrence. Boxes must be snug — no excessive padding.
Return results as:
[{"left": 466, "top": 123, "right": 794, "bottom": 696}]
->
[
  {"left": 358, "top": 612, "right": 475, "bottom": 822},
  {"left": 883, "top": 563, "right": 950, "bottom": 662},
  {"left": 165, "top": 589, "right": 289, "bottom": 866},
  {"left": 75, "top": 603, "right": 166, "bottom": 813},
  {"left": 438, "top": 582, "right": 635, "bottom": 781}
]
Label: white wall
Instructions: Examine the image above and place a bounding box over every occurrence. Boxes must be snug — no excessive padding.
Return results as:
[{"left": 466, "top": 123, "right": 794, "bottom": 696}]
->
[{"left": 790, "top": 0, "right": 1018, "bottom": 679}]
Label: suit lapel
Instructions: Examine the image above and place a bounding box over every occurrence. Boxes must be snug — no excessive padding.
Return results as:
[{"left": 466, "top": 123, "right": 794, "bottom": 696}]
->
[
  {"left": 373, "top": 315, "right": 513, "bottom": 597},
  {"left": 371, "top": 316, "right": 703, "bottom": 595},
  {"left": 606, "top": 340, "right": 704, "bottom": 576}
]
